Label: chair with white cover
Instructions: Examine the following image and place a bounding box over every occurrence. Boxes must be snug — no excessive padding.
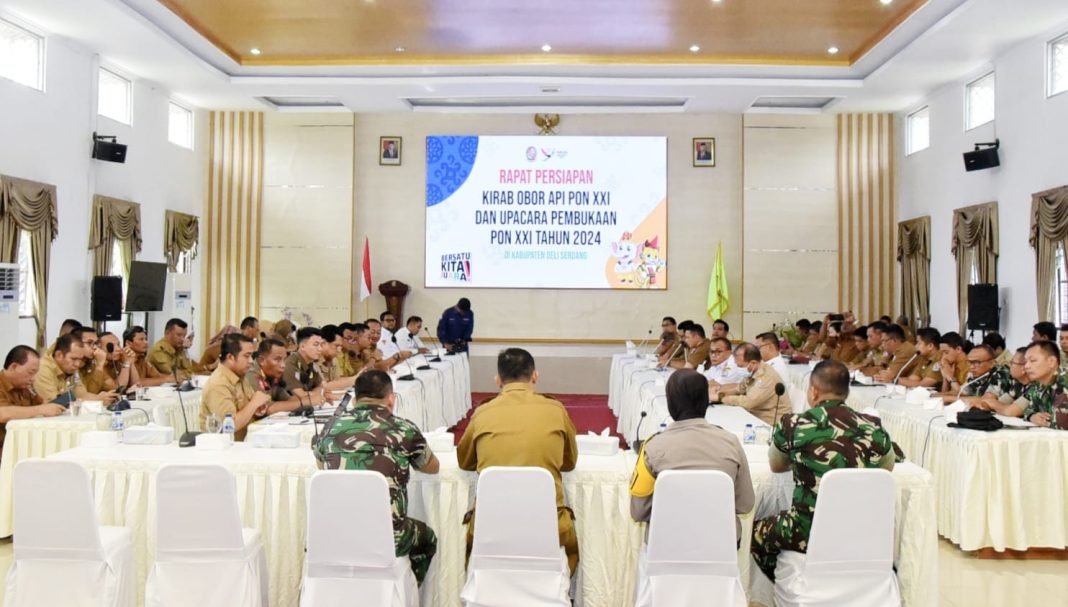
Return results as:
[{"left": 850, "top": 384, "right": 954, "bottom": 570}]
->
[
  {"left": 460, "top": 466, "right": 570, "bottom": 607},
  {"left": 774, "top": 468, "right": 901, "bottom": 607},
  {"left": 4, "top": 459, "right": 136, "bottom": 607},
  {"left": 146, "top": 464, "right": 268, "bottom": 607},
  {"left": 300, "top": 470, "right": 418, "bottom": 607},
  {"left": 634, "top": 470, "right": 746, "bottom": 607}
]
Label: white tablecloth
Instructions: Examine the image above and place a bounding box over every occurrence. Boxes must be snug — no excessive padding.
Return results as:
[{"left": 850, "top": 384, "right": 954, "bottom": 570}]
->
[
  {"left": 875, "top": 399, "right": 1068, "bottom": 552},
  {"left": 0, "top": 389, "right": 202, "bottom": 537},
  {"left": 44, "top": 435, "right": 935, "bottom": 607}
]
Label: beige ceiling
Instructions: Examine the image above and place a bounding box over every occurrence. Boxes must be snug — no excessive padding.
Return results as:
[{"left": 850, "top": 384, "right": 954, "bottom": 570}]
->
[{"left": 157, "top": 0, "right": 928, "bottom": 66}]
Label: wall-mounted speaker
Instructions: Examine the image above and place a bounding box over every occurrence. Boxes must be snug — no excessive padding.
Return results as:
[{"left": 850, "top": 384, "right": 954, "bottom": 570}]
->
[
  {"left": 91, "top": 276, "right": 123, "bottom": 322},
  {"left": 967, "top": 283, "right": 999, "bottom": 331},
  {"left": 963, "top": 143, "right": 999, "bottom": 172},
  {"left": 92, "top": 139, "right": 127, "bottom": 163}
]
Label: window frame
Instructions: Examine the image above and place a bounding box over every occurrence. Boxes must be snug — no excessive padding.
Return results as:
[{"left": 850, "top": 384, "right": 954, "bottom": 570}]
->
[
  {"left": 905, "top": 106, "right": 930, "bottom": 156},
  {"left": 16, "top": 230, "right": 36, "bottom": 319},
  {"left": 168, "top": 100, "right": 194, "bottom": 150},
  {"left": 964, "top": 71, "right": 996, "bottom": 131},
  {"left": 97, "top": 66, "right": 133, "bottom": 126},
  {"left": 0, "top": 16, "right": 45, "bottom": 92},
  {"left": 1048, "top": 30, "right": 1068, "bottom": 99}
]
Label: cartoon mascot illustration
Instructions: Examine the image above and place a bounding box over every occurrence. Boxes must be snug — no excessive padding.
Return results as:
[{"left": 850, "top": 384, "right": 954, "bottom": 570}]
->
[
  {"left": 636, "top": 236, "right": 665, "bottom": 288},
  {"left": 611, "top": 232, "right": 641, "bottom": 285}
]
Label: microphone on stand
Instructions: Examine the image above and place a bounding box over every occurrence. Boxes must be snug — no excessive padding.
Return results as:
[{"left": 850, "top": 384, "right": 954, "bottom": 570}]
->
[
  {"left": 397, "top": 356, "right": 417, "bottom": 381},
  {"left": 891, "top": 353, "right": 920, "bottom": 385},
  {"left": 659, "top": 341, "right": 684, "bottom": 370},
  {"left": 174, "top": 368, "right": 200, "bottom": 447},
  {"left": 416, "top": 348, "right": 433, "bottom": 371},
  {"left": 774, "top": 382, "right": 786, "bottom": 419},
  {"left": 632, "top": 411, "right": 649, "bottom": 452},
  {"left": 955, "top": 371, "right": 992, "bottom": 401},
  {"left": 423, "top": 328, "right": 443, "bottom": 362},
  {"left": 634, "top": 328, "right": 654, "bottom": 357}
]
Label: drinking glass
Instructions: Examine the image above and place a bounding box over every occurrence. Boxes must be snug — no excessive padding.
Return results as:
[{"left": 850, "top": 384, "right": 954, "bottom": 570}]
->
[{"left": 204, "top": 414, "right": 221, "bottom": 434}]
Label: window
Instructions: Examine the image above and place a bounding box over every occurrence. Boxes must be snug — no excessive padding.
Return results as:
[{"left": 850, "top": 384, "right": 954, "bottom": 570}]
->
[
  {"left": 965, "top": 72, "right": 995, "bottom": 130},
  {"left": 98, "top": 67, "right": 131, "bottom": 124},
  {"left": 17, "top": 230, "right": 36, "bottom": 318},
  {"left": 1058, "top": 247, "right": 1068, "bottom": 326},
  {"left": 175, "top": 250, "right": 193, "bottom": 274},
  {"left": 0, "top": 18, "right": 43, "bottom": 90},
  {"left": 109, "top": 240, "right": 128, "bottom": 307},
  {"left": 168, "top": 102, "right": 194, "bottom": 149},
  {"left": 1050, "top": 32, "right": 1068, "bottom": 97},
  {"left": 906, "top": 106, "right": 929, "bottom": 155}
]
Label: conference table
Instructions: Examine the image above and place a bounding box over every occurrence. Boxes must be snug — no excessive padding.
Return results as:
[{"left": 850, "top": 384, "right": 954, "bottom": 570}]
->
[
  {"left": 44, "top": 401, "right": 935, "bottom": 607},
  {"left": 786, "top": 364, "right": 1068, "bottom": 552},
  {"left": 0, "top": 388, "right": 203, "bottom": 538}
]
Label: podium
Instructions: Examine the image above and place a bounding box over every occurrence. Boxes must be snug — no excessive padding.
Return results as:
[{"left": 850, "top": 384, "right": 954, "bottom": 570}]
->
[{"left": 378, "top": 280, "right": 410, "bottom": 323}]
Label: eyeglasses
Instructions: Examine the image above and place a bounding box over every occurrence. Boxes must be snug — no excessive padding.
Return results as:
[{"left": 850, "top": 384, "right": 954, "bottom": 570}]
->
[{"left": 967, "top": 359, "right": 992, "bottom": 366}]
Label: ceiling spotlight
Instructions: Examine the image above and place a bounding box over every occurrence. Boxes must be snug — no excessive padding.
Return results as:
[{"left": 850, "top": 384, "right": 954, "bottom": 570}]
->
[
  {"left": 249, "top": 48, "right": 261, "bottom": 55},
  {"left": 394, "top": 46, "right": 406, "bottom": 53},
  {"left": 880, "top": 0, "right": 893, "bottom": 4},
  {"left": 827, "top": 46, "right": 839, "bottom": 55},
  {"left": 689, "top": 44, "right": 700, "bottom": 53},
  {"left": 712, "top": 0, "right": 722, "bottom": 3},
  {"left": 541, "top": 44, "right": 552, "bottom": 52}
]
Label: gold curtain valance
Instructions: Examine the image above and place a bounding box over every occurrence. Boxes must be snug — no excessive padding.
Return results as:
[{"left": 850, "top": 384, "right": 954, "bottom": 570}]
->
[
  {"left": 1030, "top": 185, "right": 1068, "bottom": 246},
  {"left": 164, "top": 210, "right": 199, "bottom": 271},
  {"left": 0, "top": 175, "right": 59, "bottom": 239},
  {"left": 897, "top": 217, "right": 930, "bottom": 261},
  {"left": 952, "top": 201, "right": 999, "bottom": 257},
  {"left": 89, "top": 195, "right": 142, "bottom": 253}
]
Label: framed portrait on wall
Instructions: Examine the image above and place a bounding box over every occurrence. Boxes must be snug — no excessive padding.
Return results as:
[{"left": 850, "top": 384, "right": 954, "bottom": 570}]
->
[
  {"left": 692, "top": 137, "right": 715, "bottom": 167},
  {"left": 380, "top": 136, "right": 402, "bottom": 166}
]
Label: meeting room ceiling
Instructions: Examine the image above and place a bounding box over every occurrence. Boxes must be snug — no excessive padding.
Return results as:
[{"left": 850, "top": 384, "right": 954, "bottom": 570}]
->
[
  {"left": 5, "top": 0, "right": 1068, "bottom": 113},
  {"left": 154, "top": 0, "right": 927, "bottom": 67}
]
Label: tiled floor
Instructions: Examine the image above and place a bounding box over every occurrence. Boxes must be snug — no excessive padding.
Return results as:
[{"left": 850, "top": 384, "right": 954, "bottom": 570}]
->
[{"left": 0, "top": 536, "right": 1064, "bottom": 605}]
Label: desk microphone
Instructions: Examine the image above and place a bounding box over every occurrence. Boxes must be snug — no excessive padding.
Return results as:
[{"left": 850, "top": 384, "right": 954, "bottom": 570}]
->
[
  {"left": 397, "top": 356, "right": 417, "bottom": 381},
  {"left": 955, "top": 371, "right": 991, "bottom": 401},
  {"left": 423, "top": 328, "right": 443, "bottom": 362},
  {"left": 774, "top": 382, "right": 787, "bottom": 420},
  {"left": 634, "top": 329, "right": 654, "bottom": 357},
  {"left": 660, "top": 341, "right": 683, "bottom": 369},
  {"left": 632, "top": 411, "right": 649, "bottom": 452},
  {"left": 174, "top": 368, "right": 200, "bottom": 447},
  {"left": 892, "top": 353, "right": 920, "bottom": 385},
  {"left": 415, "top": 349, "right": 433, "bottom": 371}
]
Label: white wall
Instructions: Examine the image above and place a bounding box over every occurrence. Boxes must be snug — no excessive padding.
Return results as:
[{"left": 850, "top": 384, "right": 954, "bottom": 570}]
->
[
  {"left": 897, "top": 20, "right": 1068, "bottom": 349},
  {"left": 0, "top": 25, "right": 206, "bottom": 347}
]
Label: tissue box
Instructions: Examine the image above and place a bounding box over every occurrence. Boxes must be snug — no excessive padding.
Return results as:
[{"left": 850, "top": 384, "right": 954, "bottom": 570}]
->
[
  {"left": 81, "top": 431, "right": 120, "bottom": 448},
  {"left": 249, "top": 428, "right": 301, "bottom": 449},
  {"left": 885, "top": 384, "right": 906, "bottom": 397},
  {"left": 195, "top": 433, "right": 234, "bottom": 450},
  {"left": 576, "top": 434, "right": 620, "bottom": 456},
  {"left": 426, "top": 432, "right": 455, "bottom": 453},
  {"left": 122, "top": 425, "right": 175, "bottom": 445},
  {"left": 146, "top": 387, "right": 174, "bottom": 399}
]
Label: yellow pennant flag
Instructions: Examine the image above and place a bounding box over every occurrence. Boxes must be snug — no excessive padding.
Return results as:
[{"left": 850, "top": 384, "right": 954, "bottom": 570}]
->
[{"left": 707, "top": 241, "right": 729, "bottom": 320}]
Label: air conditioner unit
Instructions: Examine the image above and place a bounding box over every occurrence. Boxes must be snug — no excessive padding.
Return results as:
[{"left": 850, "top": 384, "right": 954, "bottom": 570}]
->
[{"left": 0, "top": 263, "right": 21, "bottom": 359}]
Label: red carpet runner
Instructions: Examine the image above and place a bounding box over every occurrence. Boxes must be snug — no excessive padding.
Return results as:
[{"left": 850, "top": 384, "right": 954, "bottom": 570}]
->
[{"left": 448, "top": 393, "right": 627, "bottom": 448}]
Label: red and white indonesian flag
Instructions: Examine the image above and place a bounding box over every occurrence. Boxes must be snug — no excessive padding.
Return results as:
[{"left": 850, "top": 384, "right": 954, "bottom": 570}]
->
[{"left": 359, "top": 238, "right": 372, "bottom": 301}]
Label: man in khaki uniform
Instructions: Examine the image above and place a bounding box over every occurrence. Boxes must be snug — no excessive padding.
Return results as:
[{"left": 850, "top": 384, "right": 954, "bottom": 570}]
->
[
  {"left": 670, "top": 323, "right": 711, "bottom": 370},
  {"left": 849, "top": 321, "right": 889, "bottom": 376},
  {"left": 123, "top": 326, "right": 168, "bottom": 387},
  {"left": 457, "top": 348, "right": 580, "bottom": 573},
  {"left": 898, "top": 328, "right": 943, "bottom": 388},
  {"left": 33, "top": 335, "right": 84, "bottom": 403},
  {"left": 630, "top": 369, "right": 755, "bottom": 539},
  {"left": 282, "top": 327, "right": 326, "bottom": 400},
  {"left": 200, "top": 334, "right": 269, "bottom": 440},
  {"left": 319, "top": 326, "right": 358, "bottom": 392},
  {"left": 82, "top": 332, "right": 138, "bottom": 396},
  {"left": 654, "top": 317, "right": 683, "bottom": 361},
  {"left": 147, "top": 318, "right": 195, "bottom": 380},
  {"left": 837, "top": 325, "right": 868, "bottom": 365},
  {"left": 937, "top": 332, "right": 971, "bottom": 396},
  {"left": 875, "top": 325, "right": 921, "bottom": 383},
  {"left": 0, "top": 346, "right": 65, "bottom": 455},
  {"left": 711, "top": 343, "right": 792, "bottom": 426}
]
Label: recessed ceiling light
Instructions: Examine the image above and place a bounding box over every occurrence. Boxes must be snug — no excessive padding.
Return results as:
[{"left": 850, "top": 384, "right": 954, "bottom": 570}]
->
[
  {"left": 711, "top": 0, "right": 722, "bottom": 3},
  {"left": 249, "top": 48, "right": 261, "bottom": 55},
  {"left": 394, "top": 46, "right": 406, "bottom": 53},
  {"left": 827, "top": 46, "right": 839, "bottom": 55},
  {"left": 541, "top": 44, "right": 552, "bottom": 52},
  {"left": 689, "top": 44, "right": 700, "bottom": 53},
  {"left": 880, "top": 0, "right": 893, "bottom": 5}
]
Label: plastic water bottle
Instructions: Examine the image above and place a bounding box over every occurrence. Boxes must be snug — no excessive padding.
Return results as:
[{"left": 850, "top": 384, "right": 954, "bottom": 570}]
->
[
  {"left": 111, "top": 411, "right": 124, "bottom": 435},
  {"left": 221, "top": 413, "right": 236, "bottom": 435},
  {"left": 743, "top": 424, "right": 756, "bottom": 445}
]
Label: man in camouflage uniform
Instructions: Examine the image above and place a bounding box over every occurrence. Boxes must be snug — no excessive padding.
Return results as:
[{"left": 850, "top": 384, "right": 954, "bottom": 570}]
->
[
  {"left": 1020, "top": 341, "right": 1068, "bottom": 429},
  {"left": 977, "top": 347, "right": 1030, "bottom": 416},
  {"left": 313, "top": 369, "right": 441, "bottom": 583},
  {"left": 959, "top": 345, "right": 1000, "bottom": 398},
  {"left": 751, "top": 360, "right": 895, "bottom": 580}
]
